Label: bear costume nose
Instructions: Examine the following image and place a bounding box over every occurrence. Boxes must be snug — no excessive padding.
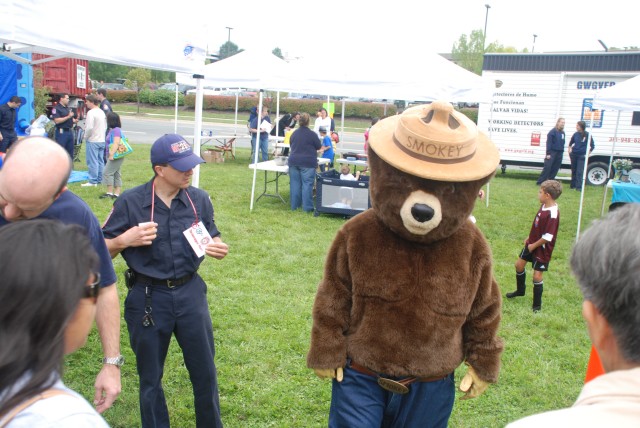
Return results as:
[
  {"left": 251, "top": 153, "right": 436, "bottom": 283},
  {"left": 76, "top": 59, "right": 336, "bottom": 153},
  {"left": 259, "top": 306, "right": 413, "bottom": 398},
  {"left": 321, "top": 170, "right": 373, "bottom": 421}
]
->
[{"left": 411, "top": 204, "right": 434, "bottom": 223}]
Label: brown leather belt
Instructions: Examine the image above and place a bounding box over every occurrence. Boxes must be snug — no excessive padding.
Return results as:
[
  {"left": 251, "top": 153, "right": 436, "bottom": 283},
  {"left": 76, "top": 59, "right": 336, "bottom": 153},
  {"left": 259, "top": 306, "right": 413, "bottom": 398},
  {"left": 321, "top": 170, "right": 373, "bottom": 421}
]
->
[{"left": 349, "top": 361, "right": 448, "bottom": 394}]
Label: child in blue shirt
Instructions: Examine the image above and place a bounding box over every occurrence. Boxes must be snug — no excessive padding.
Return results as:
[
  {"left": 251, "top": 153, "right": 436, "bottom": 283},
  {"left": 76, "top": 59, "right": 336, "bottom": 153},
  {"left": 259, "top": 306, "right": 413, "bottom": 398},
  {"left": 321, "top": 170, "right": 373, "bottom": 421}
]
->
[{"left": 318, "top": 126, "right": 334, "bottom": 171}]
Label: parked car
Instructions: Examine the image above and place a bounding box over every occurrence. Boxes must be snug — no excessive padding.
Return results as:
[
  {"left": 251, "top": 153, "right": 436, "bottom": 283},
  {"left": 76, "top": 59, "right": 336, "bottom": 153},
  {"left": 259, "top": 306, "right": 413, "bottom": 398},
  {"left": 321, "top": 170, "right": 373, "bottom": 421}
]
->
[
  {"left": 157, "top": 83, "right": 196, "bottom": 95},
  {"left": 186, "top": 87, "right": 248, "bottom": 96},
  {"left": 99, "top": 82, "right": 128, "bottom": 90}
]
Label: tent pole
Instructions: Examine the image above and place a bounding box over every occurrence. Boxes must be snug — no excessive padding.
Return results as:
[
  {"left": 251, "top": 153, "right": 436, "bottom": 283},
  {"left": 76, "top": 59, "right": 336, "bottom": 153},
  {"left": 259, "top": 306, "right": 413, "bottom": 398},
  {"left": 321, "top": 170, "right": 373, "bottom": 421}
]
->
[
  {"left": 174, "top": 82, "right": 179, "bottom": 134},
  {"left": 275, "top": 91, "right": 281, "bottom": 151},
  {"left": 192, "top": 75, "right": 204, "bottom": 188},
  {"left": 486, "top": 93, "right": 495, "bottom": 208},
  {"left": 600, "top": 111, "right": 621, "bottom": 216},
  {"left": 234, "top": 92, "right": 239, "bottom": 135},
  {"left": 341, "top": 99, "right": 345, "bottom": 150},
  {"left": 250, "top": 92, "right": 264, "bottom": 211}
]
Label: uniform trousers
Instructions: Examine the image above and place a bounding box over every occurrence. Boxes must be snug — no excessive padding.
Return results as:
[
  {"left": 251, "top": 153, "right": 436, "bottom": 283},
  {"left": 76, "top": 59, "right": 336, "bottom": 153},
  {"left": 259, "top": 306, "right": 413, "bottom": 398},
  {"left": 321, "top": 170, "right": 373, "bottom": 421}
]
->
[
  {"left": 124, "top": 274, "right": 222, "bottom": 428},
  {"left": 537, "top": 150, "right": 564, "bottom": 184},
  {"left": 328, "top": 362, "right": 455, "bottom": 428},
  {"left": 55, "top": 129, "right": 74, "bottom": 161}
]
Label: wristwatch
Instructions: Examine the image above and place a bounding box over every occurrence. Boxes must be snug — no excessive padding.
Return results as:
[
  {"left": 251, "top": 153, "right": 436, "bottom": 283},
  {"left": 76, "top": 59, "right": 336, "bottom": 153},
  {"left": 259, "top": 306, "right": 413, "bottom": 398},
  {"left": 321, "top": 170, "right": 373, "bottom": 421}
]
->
[{"left": 102, "top": 355, "right": 125, "bottom": 367}]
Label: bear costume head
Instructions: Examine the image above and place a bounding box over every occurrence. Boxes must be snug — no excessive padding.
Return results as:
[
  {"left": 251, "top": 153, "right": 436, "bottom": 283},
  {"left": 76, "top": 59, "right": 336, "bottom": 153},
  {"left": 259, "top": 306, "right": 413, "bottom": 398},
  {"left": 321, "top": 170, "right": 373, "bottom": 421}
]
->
[{"left": 367, "top": 100, "right": 499, "bottom": 244}]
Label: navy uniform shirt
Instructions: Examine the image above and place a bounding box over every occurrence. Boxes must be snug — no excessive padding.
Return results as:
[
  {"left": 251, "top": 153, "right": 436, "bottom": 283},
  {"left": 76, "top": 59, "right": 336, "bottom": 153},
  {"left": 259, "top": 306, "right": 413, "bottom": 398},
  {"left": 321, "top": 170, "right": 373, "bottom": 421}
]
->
[
  {"left": 0, "top": 191, "right": 117, "bottom": 288},
  {"left": 100, "top": 99, "right": 112, "bottom": 115},
  {"left": 0, "top": 103, "right": 18, "bottom": 140},
  {"left": 102, "top": 179, "right": 220, "bottom": 279},
  {"left": 51, "top": 103, "right": 75, "bottom": 129},
  {"left": 545, "top": 128, "right": 566, "bottom": 153}
]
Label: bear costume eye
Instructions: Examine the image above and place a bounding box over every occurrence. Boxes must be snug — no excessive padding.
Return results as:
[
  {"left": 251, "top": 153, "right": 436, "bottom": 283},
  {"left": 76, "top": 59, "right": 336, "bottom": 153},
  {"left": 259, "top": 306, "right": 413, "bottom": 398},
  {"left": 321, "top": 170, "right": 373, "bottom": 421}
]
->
[{"left": 441, "top": 183, "right": 455, "bottom": 195}]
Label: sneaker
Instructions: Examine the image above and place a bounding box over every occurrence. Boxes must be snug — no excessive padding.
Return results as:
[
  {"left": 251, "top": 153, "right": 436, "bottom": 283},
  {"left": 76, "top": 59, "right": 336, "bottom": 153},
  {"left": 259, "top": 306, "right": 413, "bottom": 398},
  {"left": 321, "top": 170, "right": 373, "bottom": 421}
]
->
[
  {"left": 99, "top": 193, "right": 114, "bottom": 199},
  {"left": 111, "top": 194, "right": 119, "bottom": 199},
  {"left": 81, "top": 182, "right": 97, "bottom": 187}
]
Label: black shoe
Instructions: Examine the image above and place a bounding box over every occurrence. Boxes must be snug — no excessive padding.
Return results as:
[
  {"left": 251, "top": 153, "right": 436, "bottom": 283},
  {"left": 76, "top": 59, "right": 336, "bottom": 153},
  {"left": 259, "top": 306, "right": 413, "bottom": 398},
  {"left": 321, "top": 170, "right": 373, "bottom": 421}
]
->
[
  {"left": 111, "top": 194, "right": 119, "bottom": 199},
  {"left": 99, "top": 193, "right": 113, "bottom": 199},
  {"left": 506, "top": 290, "right": 525, "bottom": 298},
  {"left": 532, "top": 305, "right": 541, "bottom": 312}
]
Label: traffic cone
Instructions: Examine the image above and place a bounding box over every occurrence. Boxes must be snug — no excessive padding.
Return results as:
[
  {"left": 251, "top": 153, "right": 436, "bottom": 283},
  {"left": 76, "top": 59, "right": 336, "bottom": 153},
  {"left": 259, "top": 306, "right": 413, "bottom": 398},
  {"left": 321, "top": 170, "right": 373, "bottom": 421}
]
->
[{"left": 585, "top": 345, "right": 605, "bottom": 383}]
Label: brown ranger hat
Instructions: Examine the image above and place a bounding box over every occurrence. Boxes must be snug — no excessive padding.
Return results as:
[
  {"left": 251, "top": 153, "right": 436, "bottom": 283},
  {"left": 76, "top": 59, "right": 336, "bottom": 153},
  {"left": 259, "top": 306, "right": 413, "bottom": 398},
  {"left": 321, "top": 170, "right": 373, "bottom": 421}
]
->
[{"left": 368, "top": 100, "right": 499, "bottom": 182}]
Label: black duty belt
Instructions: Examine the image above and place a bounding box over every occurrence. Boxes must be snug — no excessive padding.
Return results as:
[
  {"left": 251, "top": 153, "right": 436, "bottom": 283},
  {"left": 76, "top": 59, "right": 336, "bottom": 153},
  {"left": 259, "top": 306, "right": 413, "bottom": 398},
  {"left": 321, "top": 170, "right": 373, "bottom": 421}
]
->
[
  {"left": 57, "top": 128, "right": 72, "bottom": 132},
  {"left": 135, "top": 272, "right": 194, "bottom": 288}
]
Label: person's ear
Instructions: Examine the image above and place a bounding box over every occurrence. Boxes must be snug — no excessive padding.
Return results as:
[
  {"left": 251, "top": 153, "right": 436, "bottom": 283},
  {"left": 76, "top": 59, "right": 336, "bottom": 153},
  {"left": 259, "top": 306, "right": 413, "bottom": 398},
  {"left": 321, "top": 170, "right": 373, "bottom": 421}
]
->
[
  {"left": 583, "top": 300, "right": 613, "bottom": 352},
  {"left": 54, "top": 186, "right": 68, "bottom": 201}
]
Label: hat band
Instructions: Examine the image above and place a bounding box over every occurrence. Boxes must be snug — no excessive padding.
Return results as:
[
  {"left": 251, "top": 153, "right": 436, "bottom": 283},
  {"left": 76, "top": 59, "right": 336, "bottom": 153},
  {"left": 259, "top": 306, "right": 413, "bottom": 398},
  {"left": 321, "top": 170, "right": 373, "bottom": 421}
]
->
[{"left": 392, "top": 135, "right": 477, "bottom": 164}]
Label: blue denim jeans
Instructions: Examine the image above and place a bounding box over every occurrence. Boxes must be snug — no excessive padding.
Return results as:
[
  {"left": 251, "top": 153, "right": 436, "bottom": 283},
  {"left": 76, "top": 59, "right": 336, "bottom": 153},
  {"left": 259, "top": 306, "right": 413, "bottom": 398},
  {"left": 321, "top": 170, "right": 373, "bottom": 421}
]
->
[
  {"left": 86, "top": 141, "right": 105, "bottom": 184},
  {"left": 250, "top": 133, "right": 269, "bottom": 163},
  {"left": 328, "top": 363, "right": 455, "bottom": 428},
  {"left": 124, "top": 275, "right": 222, "bottom": 428},
  {"left": 289, "top": 166, "right": 316, "bottom": 212}
]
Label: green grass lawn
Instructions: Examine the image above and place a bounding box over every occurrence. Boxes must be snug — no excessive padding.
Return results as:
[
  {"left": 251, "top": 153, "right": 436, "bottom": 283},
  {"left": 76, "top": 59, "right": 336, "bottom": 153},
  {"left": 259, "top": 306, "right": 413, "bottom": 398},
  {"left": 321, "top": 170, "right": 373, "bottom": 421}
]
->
[{"left": 64, "top": 144, "right": 605, "bottom": 427}]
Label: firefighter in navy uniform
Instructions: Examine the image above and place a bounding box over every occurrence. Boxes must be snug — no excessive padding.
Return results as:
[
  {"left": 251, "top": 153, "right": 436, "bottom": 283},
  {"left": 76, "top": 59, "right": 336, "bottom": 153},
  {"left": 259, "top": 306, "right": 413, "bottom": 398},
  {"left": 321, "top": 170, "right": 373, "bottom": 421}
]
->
[
  {"left": 103, "top": 134, "right": 229, "bottom": 428},
  {"left": 51, "top": 93, "right": 77, "bottom": 160}
]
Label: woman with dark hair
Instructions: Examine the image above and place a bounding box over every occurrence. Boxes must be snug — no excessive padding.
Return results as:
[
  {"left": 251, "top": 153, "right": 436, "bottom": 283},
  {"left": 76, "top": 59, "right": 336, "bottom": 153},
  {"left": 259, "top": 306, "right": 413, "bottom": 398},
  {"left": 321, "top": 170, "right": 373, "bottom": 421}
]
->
[
  {"left": 101, "top": 112, "right": 125, "bottom": 199},
  {"left": 568, "top": 120, "right": 595, "bottom": 191},
  {"left": 288, "top": 112, "right": 322, "bottom": 212},
  {"left": 0, "top": 220, "right": 108, "bottom": 427}
]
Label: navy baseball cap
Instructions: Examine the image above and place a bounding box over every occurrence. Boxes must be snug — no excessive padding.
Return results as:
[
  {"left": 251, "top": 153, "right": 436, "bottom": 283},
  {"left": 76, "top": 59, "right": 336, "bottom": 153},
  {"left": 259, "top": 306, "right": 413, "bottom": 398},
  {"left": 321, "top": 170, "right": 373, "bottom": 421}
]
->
[{"left": 150, "top": 134, "right": 204, "bottom": 172}]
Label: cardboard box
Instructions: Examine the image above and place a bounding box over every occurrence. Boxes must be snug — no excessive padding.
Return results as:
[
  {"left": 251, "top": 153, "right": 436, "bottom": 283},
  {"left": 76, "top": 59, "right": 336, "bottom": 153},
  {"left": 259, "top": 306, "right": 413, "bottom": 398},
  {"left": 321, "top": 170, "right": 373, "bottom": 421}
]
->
[{"left": 201, "top": 149, "right": 224, "bottom": 163}]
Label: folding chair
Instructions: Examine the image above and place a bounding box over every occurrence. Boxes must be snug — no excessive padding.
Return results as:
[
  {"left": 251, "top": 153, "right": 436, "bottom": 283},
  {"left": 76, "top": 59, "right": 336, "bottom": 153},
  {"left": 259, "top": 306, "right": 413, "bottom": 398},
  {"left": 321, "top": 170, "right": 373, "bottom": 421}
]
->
[
  {"left": 214, "top": 137, "right": 236, "bottom": 160},
  {"left": 73, "top": 126, "right": 84, "bottom": 163}
]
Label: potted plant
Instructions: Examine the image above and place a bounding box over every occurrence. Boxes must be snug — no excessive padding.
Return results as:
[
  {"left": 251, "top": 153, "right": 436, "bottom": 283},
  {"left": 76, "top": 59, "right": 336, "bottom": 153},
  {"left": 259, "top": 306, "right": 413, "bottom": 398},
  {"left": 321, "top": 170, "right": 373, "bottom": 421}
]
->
[{"left": 612, "top": 158, "right": 633, "bottom": 182}]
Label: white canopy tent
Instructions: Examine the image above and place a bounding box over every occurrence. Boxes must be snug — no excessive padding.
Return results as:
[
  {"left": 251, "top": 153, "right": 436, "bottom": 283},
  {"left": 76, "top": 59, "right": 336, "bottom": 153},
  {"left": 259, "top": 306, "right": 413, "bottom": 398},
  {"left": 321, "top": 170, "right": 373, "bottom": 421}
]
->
[
  {"left": 576, "top": 74, "right": 640, "bottom": 239},
  {"left": 176, "top": 50, "right": 492, "bottom": 209},
  {"left": 285, "top": 51, "right": 490, "bottom": 103},
  {"left": 0, "top": 0, "right": 211, "bottom": 185}
]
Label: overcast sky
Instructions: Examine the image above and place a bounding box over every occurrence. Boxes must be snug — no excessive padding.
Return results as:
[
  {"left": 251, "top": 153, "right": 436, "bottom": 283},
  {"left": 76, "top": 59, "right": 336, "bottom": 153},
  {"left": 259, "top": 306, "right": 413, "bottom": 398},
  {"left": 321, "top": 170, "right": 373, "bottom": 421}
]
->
[{"left": 194, "top": 0, "right": 637, "bottom": 60}]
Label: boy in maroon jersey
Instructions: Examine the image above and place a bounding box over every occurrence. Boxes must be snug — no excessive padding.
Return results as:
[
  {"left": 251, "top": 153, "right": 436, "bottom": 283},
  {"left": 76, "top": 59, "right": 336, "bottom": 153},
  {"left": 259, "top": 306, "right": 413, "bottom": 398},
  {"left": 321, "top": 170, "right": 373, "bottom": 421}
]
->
[{"left": 507, "top": 180, "right": 562, "bottom": 312}]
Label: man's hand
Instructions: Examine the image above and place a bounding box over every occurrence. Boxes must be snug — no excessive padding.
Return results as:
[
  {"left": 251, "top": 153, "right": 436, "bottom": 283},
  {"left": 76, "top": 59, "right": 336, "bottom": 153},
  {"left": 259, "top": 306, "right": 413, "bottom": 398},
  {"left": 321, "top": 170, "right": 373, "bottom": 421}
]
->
[
  {"left": 314, "top": 367, "right": 344, "bottom": 382},
  {"left": 459, "top": 365, "right": 488, "bottom": 400},
  {"left": 125, "top": 222, "right": 158, "bottom": 247},
  {"left": 205, "top": 239, "right": 229, "bottom": 260},
  {"left": 94, "top": 364, "right": 122, "bottom": 413}
]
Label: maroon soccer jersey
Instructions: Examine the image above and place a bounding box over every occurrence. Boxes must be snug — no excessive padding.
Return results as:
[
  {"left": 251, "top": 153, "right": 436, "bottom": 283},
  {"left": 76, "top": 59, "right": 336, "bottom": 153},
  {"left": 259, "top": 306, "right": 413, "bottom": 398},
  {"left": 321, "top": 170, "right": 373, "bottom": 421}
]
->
[{"left": 527, "top": 204, "right": 560, "bottom": 264}]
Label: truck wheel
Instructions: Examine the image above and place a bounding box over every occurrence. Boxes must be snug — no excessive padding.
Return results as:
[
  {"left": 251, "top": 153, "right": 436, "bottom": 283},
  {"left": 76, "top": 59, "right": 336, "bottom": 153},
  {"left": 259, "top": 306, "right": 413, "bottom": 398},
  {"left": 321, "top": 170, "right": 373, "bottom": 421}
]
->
[{"left": 586, "top": 162, "right": 610, "bottom": 186}]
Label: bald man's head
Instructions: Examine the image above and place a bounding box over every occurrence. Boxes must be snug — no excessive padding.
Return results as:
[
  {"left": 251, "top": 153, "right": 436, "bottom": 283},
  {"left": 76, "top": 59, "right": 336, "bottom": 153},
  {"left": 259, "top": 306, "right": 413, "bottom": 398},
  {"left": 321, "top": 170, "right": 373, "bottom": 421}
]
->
[{"left": 0, "top": 137, "right": 72, "bottom": 220}]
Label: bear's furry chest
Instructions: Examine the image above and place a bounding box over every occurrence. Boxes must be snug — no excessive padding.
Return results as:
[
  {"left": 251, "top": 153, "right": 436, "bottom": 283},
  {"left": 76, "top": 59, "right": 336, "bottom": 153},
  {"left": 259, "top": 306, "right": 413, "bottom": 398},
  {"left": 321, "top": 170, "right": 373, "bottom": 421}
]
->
[{"left": 342, "top": 214, "right": 479, "bottom": 317}]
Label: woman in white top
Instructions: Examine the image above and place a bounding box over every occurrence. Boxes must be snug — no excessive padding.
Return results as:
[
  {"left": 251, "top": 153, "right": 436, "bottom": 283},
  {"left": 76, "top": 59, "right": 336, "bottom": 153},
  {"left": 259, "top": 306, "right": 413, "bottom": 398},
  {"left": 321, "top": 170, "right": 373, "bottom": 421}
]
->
[
  {"left": 313, "top": 107, "right": 333, "bottom": 138},
  {"left": 0, "top": 220, "right": 108, "bottom": 427}
]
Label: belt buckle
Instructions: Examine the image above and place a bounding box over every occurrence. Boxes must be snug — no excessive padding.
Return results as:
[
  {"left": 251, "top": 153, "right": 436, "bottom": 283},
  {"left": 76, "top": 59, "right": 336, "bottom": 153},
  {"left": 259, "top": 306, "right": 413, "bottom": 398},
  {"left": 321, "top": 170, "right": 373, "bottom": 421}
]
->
[
  {"left": 377, "top": 377, "right": 409, "bottom": 394},
  {"left": 166, "top": 279, "right": 177, "bottom": 288}
]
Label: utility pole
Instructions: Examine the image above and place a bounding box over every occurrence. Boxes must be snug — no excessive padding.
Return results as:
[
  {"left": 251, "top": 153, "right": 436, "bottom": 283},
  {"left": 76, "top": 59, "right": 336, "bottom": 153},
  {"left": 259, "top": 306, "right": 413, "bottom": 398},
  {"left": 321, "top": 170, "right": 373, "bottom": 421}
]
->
[
  {"left": 532, "top": 34, "right": 538, "bottom": 53},
  {"left": 483, "top": 4, "right": 491, "bottom": 51},
  {"left": 225, "top": 27, "right": 233, "bottom": 43}
]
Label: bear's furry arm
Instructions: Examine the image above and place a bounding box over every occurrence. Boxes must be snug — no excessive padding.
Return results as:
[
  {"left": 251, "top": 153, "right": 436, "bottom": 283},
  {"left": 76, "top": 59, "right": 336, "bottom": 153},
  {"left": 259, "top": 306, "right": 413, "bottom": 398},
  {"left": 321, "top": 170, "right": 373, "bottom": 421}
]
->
[
  {"left": 307, "top": 228, "right": 351, "bottom": 370},
  {"left": 462, "top": 228, "right": 504, "bottom": 383}
]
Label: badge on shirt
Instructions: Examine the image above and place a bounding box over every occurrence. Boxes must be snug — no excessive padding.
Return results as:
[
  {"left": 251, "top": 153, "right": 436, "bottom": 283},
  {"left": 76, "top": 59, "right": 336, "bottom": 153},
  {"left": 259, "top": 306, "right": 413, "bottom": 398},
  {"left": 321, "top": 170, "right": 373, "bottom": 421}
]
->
[{"left": 183, "top": 221, "right": 212, "bottom": 257}]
